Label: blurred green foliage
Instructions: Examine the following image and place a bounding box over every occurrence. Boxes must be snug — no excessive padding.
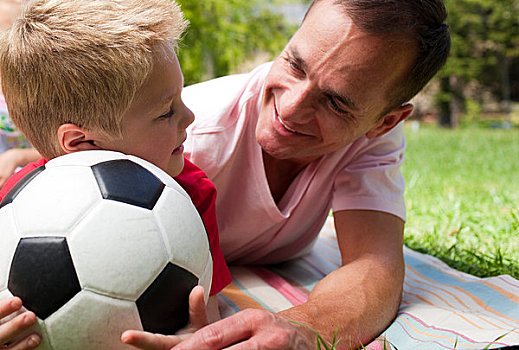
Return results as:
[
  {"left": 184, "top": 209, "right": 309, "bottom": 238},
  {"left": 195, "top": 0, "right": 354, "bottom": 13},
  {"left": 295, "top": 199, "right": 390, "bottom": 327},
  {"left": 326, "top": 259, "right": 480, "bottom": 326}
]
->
[
  {"left": 442, "top": 0, "right": 518, "bottom": 80},
  {"left": 177, "top": 0, "right": 298, "bottom": 85},
  {"left": 437, "top": 0, "right": 518, "bottom": 122},
  {"left": 176, "top": 0, "right": 518, "bottom": 122}
]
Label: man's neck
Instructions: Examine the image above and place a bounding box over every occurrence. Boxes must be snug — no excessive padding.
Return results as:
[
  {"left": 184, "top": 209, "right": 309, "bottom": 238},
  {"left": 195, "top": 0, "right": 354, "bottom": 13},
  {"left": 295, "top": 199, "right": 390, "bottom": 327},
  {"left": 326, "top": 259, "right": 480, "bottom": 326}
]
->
[{"left": 262, "top": 150, "right": 309, "bottom": 205}]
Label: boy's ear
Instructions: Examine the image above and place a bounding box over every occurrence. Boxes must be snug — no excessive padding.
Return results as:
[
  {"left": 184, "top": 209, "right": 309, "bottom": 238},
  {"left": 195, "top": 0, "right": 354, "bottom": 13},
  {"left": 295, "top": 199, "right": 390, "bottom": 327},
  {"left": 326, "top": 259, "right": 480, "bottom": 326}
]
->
[
  {"left": 57, "top": 123, "right": 102, "bottom": 154},
  {"left": 365, "top": 103, "right": 414, "bottom": 139}
]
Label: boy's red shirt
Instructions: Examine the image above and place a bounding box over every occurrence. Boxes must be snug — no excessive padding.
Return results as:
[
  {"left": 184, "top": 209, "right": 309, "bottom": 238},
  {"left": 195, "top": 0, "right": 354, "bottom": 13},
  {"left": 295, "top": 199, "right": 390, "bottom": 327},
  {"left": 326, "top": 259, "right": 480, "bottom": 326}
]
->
[{"left": 0, "top": 157, "right": 231, "bottom": 296}]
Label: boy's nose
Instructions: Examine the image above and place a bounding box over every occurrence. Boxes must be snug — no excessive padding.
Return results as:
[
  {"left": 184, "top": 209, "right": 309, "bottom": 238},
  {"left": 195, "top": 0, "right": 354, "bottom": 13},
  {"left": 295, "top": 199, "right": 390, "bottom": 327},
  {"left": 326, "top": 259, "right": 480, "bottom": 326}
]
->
[{"left": 180, "top": 104, "right": 195, "bottom": 129}]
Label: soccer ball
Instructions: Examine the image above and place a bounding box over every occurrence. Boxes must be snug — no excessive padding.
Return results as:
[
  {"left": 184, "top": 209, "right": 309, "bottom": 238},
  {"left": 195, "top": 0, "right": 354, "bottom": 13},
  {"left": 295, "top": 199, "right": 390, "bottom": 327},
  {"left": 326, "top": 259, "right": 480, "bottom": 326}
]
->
[{"left": 0, "top": 150, "right": 212, "bottom": 350}]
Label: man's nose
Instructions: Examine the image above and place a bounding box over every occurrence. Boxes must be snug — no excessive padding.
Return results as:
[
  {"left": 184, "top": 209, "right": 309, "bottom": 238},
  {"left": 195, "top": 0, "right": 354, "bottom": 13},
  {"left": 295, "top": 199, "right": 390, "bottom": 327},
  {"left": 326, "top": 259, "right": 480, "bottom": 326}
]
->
[{"left": 280, "top": 81, "right": 315, "bottom": 122}]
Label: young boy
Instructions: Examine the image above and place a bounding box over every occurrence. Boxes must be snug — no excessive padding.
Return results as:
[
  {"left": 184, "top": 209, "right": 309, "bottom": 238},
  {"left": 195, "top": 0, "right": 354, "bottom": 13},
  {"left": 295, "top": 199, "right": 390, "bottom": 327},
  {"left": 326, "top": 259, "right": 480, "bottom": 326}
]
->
[{"left": 0, "top": 0, "right": 231, "bottom": 348}]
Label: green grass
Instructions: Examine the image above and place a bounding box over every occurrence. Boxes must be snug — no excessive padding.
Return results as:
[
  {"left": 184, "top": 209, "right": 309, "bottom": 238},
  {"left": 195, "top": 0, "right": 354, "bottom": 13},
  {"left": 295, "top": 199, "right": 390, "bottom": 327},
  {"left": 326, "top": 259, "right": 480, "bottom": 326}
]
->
[{"left": 402, "top": 122, "right": 519, "bottom": 279}]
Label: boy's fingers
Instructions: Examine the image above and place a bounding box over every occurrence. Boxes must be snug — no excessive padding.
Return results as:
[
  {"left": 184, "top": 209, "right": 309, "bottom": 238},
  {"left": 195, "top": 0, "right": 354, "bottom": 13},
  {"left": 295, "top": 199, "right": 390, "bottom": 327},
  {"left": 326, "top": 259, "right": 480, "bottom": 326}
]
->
[
  {"left": 0, "top": 298, "right": 22, "bottom": 319},
  {"left": 4, "top": 334, "right": 40, "bottom": 350},
  {"left": 0, "top": 311, "right": 39, "bottom": 350}
]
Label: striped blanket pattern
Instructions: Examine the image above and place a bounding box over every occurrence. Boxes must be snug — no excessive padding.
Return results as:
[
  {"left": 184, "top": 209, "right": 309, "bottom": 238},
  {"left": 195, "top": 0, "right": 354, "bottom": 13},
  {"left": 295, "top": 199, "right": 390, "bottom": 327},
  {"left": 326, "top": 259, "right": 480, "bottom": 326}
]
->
[{"left": 217, "top": 218, "right": 519, "bottom": 349}]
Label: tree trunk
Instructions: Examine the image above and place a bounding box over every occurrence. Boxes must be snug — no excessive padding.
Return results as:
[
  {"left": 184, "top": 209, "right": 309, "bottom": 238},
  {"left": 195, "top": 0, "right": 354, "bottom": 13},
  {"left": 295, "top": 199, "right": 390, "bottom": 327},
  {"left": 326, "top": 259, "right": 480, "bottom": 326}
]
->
[
  {"left": 438, "top": 76, "right": 464, "bottom": 128},
  {"left": 449, "top": 76, "right": 464, "bottom": 128},
  {"left": 439, "top": 77, "right": 452, "bottom": 127},
  {"left": 500, "top": 54, "right": 511, "bottom": 120}
]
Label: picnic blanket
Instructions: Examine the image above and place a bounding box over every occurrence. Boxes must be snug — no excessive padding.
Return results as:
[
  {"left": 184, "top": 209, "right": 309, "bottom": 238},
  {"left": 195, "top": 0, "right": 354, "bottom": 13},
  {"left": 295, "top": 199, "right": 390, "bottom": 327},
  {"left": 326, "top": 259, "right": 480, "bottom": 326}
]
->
[{"left": 217, "top": 217, "right": 519, "bottom": 349}]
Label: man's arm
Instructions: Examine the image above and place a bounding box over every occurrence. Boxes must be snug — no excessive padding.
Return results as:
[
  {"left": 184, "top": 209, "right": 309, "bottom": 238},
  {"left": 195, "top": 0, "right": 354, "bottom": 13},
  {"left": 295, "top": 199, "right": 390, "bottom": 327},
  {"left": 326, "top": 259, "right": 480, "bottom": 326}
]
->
[
  {"left": 165, "top": 210, "right": 404, "bottom": 350},
  {"left": 279, "top": 209, "right": 405, "bottom": 348}
]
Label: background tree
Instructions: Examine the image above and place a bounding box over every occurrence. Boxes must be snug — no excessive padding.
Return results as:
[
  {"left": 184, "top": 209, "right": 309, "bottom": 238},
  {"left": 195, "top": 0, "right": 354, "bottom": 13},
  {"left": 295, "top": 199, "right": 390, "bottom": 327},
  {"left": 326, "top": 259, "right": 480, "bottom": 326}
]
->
[
  {"left": 437, "top": 0, "right": 519, "bottom": 127},
  {"left": 177, "top": 0, "right": 297, "bottom": 86}
]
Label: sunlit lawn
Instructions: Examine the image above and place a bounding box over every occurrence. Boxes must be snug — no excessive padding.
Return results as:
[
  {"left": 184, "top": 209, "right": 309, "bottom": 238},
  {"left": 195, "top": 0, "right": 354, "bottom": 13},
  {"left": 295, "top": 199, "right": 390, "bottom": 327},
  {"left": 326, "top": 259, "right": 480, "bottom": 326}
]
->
[{"left": 402, "top": 122, "right": 519, "bottom": 279}]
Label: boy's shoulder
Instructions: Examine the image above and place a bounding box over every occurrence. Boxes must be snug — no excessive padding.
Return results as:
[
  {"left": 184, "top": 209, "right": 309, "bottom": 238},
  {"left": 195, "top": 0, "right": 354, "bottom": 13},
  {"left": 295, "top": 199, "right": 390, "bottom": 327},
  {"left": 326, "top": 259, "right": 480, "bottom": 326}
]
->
[
  {"left": 174, "top": 158, "right": 215, "bottom": 206},
  {"left": 0, "top": 158, "right": 47, "bottom": 201}
]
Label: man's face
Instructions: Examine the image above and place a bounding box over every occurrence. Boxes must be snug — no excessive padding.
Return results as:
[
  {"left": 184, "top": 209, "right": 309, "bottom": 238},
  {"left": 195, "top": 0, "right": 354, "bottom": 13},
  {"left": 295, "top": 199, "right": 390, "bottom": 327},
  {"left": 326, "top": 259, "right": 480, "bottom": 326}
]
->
[
  {"left": 97, "top": 43, "right": 194, "bottom": 178},
  {"left": 256, "top": 1, "right": 415, "bottom": 165}
]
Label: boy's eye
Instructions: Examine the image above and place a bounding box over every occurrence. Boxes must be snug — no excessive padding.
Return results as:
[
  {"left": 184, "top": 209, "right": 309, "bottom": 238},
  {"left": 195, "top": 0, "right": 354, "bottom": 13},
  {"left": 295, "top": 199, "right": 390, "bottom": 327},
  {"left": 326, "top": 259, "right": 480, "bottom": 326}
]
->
[{"left": 158, "top": 109, "right": 175, "bottom": 119}]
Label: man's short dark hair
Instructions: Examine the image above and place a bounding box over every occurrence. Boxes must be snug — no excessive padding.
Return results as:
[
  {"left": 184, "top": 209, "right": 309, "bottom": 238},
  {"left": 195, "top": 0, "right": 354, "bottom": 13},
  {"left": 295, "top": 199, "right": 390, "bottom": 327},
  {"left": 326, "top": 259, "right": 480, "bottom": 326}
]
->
[{"left": 306, "top": 0, "right": 451, "bottom": 114}]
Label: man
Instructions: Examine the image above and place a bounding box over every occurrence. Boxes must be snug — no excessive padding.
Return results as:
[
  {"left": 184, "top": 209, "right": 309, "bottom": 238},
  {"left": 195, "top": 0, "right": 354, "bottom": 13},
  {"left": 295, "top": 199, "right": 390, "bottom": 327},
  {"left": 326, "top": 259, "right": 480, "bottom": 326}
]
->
[
  {"left": 176, "top": 0, "right": 450, "bottom": 348},
  {"left": 127, "top": 0, "right": 450, "bottom": 349},
  {"left": 2, "top": 0, "right": 450, "bottom": 348}
]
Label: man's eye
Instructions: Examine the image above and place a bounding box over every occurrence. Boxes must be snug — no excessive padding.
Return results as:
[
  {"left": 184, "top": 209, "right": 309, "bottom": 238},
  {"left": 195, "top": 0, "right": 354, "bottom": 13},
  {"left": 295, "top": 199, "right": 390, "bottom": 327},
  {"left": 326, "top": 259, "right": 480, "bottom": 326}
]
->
[
  {"left": 329, "top": 97, "right": 348, "bottom": 115},
  {"left": 288, "top": 58, "right": 299, "bottom": 70},
  {"left": 285, "top": 55, "right": 303, "bottom": 74}
]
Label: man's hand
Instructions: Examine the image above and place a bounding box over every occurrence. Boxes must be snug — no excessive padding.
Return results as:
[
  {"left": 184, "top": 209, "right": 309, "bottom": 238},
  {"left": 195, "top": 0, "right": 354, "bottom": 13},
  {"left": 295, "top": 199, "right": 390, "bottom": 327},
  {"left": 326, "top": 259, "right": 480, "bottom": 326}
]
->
[
  {"left": 121, "top": 286, "right": 210, "bottom": 350},
  {"left": 170, "top": 308, "right": 316, "bottom": 350},
  {"left": 0, "top": 297, "right": 40, "bottom": 349}
]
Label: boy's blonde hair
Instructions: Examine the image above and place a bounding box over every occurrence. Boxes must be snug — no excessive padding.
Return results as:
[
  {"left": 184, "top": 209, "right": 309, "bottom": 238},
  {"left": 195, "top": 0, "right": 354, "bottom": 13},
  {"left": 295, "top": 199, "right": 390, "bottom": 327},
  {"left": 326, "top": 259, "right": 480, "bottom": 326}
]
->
[{"left": 0, "top": 0, "right": 188, "bottom": 159}]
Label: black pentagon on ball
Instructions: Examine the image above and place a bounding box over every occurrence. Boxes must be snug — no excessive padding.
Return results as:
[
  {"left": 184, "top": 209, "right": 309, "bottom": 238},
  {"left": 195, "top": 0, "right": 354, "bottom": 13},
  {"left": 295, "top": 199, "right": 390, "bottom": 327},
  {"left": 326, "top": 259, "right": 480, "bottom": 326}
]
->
[
  {"left": 91, "top": 159, "right": 165, "bottom": 210},
  {"left": 137, "top": 262, "right": 198, "bottom": 334},
  {"left": 0, "top": 165, "right": 45, "bottom": 209},
  {"left": 8, "top": 237, "right": 81, "bottom": 320}
]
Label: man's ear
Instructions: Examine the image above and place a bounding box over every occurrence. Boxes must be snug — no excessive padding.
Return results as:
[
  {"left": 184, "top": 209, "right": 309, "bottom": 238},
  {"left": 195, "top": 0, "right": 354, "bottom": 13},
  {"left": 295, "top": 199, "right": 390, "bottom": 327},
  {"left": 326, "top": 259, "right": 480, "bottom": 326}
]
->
[
  {"left": 365, "top": 103, "right": 414, "bottom": 139},
  {"left": 57, "top": 123, "right": 102, "bottom": 154}
]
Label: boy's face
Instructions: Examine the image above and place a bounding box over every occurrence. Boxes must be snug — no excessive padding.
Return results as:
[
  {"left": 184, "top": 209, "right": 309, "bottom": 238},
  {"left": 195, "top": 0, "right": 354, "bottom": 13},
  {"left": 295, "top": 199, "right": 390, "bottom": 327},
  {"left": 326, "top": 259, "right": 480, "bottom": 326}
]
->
[
  {"left": 0, "top": 1, "right": 21, "bottom": 31},
  {"left": 96, "top": 43, "right": 194, "bottom": 178}
]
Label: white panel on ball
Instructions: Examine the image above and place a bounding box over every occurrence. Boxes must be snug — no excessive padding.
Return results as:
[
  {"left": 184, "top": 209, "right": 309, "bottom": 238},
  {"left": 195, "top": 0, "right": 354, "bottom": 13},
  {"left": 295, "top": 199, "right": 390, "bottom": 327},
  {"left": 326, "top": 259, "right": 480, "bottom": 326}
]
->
[
  {"left": 0, "top": 206, "right": 20, "bottom": 291},
  {"left": 45, "top": 291, "right": 140, "bottom": 350},
  {"left": 46, "top": 150, "right": 127, "bottom": 168},
  {"left": 12, "top": 166, "right": 101, "bottom": 237},
  {"left": 198, "top": 254, "right": 213, "bottom": 303},
  {"left": 68, "top": 201, "right": 168, "bottom": 300},
  {"left": 153, "top": 186, "right": 210, "bottom": 277}
]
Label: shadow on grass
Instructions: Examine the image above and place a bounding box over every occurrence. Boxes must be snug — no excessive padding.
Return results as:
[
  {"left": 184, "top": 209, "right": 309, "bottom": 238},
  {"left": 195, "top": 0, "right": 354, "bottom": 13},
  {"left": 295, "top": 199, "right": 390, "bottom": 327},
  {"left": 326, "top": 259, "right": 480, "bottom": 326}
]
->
[{"left": 404, "top": 240, "right": 519, "bottom": 280}]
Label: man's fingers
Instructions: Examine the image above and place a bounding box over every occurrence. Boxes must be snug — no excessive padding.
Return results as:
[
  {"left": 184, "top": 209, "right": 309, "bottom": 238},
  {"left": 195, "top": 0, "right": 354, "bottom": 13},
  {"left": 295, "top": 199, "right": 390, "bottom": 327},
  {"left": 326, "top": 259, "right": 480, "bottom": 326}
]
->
[
  {"left": 172, "top": 309, "right": 259, "bottom": 350},
  {"left": 121, "top": 330, "right": 181, "bottom": 350},
  {"left": 188, "top": 286, "right": 208, "bottom": 329},
  {"left": 172, "top": 309, "right": 316, "bottom": 350}
]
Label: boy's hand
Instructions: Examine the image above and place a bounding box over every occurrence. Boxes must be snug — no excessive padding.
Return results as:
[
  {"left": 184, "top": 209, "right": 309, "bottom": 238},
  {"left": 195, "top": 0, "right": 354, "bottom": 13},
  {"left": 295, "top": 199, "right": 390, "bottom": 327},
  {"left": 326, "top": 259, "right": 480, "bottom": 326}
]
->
[
  {"left": 0, "top": 148, "right": 40, "bottom": 188},
  {"left": 0, "top": 297, "right": 40, "bottom": 349},
  {"left": 121, "top": 286, "right": 209, "bottom": 350},
  {"left": 0, "top": 150, "right": 20, "bottom": 188}
]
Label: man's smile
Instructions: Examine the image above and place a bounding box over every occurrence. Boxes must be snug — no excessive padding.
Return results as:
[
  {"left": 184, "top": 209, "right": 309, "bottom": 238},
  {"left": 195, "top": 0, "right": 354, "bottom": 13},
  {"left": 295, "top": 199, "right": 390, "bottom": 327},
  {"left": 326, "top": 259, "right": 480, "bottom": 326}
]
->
[{"left": 273, "top": 102, "right": 303, "bottom": 135}]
